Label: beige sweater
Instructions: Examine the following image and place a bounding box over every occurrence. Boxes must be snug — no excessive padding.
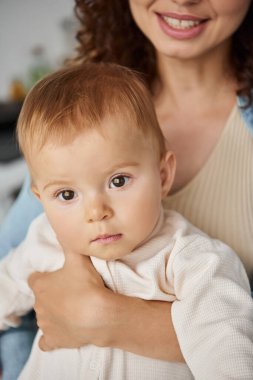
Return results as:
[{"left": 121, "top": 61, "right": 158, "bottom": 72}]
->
[
  {"left": 164, "top": 105, "right": 253, "bottom": 276},
  {"left": 0, "top": 210, "right": 252, "bottom": 379}
]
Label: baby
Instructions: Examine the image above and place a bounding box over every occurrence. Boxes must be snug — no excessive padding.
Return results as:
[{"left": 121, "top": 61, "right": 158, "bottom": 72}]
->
[{"left": 0, "top": 63, "right": 252, "bottom": 379}]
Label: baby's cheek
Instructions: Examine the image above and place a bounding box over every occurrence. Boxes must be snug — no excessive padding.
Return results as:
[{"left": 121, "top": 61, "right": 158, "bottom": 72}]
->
[{"left": 52, "top": 222, "right": 73, "bottom": 248}]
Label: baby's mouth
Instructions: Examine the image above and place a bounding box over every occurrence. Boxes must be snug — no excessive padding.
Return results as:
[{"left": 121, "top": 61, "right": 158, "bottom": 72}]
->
[{"left": 91, "top": 234, "right": 123, "bottom": 244}]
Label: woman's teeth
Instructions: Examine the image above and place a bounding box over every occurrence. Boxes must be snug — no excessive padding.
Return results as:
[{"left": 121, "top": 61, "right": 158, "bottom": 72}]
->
[{"left": 162, "top": 16, "right": 202, "bottom": 30}]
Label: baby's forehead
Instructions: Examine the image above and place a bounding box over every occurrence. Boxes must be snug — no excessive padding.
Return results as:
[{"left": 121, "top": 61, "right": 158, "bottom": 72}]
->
[
  {"left": 25, "top": 110, "right": 161, "bottom": 169},
  {"left": 28, "top": 123, "right": 160, "bottom": 187},
  {"left": 56, "top": 112, "right": 155, "bottom": 147}
]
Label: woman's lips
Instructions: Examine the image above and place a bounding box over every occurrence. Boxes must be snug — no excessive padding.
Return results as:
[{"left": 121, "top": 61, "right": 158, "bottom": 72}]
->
[
  {"left": 91, "top": 234, "right": 123, "bottom": 244},
  {"left": 156, "top": 13, "right": 208, "bottom": 40}
]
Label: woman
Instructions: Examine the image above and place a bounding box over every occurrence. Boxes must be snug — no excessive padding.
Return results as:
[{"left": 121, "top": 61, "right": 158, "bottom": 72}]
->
[{"left": 1, "top": 0, "right": 253, "bottom": 378}]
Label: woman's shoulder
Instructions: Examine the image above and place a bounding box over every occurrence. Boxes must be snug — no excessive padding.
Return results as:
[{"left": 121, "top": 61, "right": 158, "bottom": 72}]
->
[{"left": 237, "top": 94, "right": 253, "bottom": 136}]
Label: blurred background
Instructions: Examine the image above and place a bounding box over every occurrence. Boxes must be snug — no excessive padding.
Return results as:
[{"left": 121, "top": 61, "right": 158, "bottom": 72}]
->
[{"left": 0, "top": 0, "right": 78, "bottom": 223}]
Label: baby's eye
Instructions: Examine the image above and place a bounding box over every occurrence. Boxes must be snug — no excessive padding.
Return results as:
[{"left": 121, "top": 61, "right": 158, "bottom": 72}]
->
[
  {"left": 109, "top": 175, "right": 130, "bottom": 188},
  {"left": 57, "top": 189, "right": 76, "bottom": 201}
]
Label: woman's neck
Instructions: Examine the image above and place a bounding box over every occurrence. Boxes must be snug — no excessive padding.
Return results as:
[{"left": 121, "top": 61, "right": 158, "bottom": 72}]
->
[
  {"left": 154, "top": 43, "right": 236, "bottom": 110},
  {"left": 152, "top": 44, "right": 238, "bottom": 193}
]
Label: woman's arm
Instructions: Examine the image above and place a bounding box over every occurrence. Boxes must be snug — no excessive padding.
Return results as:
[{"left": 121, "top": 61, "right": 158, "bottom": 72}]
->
[
  {"left": 0, "top": 173, "right": 43, "bottom": 258},
  {"left": 99, "top": 290, "right": 183, "bottom": 361},
  {"left": 29, "top": 251, "right": 184, "bottom": 362}
]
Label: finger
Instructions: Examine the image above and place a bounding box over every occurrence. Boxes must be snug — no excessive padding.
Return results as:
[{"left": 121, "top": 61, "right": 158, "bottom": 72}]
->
[
  {"left": 63, "top": 252, "right": 96, "bottom": 276},
  {"left": 38, "top": 335, "right": 54, "bottom": 352},
  {"left": 28, "top": 271, "right": 45, "bottom": 289},
  {"left": 63, "top": 250, "right": 91, "bottom": 266},
  {"left": 63, "top": 251, "right": 105, "bottom": 286}
]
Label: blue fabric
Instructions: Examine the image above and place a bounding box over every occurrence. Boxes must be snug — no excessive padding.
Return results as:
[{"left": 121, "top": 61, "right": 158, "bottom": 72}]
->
[
  {"left": 0, "top": 96, "right": 252, "bottom": 379},
  {"left": 0, "top": 314, "right": 37, "bottom": 380},
  {"left": 238, "top": 96, "right": 253, "bottom": 136},
  {"left": 0, "top": 173, "right": 43, "bottom": 259}
]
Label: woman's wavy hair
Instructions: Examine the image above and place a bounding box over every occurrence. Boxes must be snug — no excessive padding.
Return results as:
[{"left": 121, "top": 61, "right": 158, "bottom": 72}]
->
[{"left": 73, "top": 0, "right": 253, "bottom": 106}]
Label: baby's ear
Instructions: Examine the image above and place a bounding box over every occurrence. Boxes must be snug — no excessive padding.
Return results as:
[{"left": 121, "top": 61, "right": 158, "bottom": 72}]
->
[{"left": 160, "top": 151, "right": 176, "bottom": 198}]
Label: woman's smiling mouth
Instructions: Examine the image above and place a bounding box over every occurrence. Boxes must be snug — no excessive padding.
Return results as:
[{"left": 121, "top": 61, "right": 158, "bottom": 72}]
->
[
  {"left": 156, "top": 12, "right": 208, "bottom": 40},
  {"left": 162, "top": 16, "right": 203, "bottom": 30}
]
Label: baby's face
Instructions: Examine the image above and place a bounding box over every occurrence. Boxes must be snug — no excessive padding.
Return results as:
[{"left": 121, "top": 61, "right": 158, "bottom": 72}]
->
[{"left": 31, "top": 115, "right": 174, "bottom": 260}]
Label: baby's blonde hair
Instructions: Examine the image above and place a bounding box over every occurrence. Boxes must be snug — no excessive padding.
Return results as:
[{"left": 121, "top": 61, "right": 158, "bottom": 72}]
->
[{"left": 17, "top": 63, "right": 166, "bottom": 160}]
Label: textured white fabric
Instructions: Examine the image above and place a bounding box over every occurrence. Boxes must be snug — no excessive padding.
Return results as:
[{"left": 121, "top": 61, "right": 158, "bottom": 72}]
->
[
  {"left": 164, "top": 105, "right": 253, "bottom": 275},
  {"left": 0, "top": 210, "right": 252, "bottom": 379}
]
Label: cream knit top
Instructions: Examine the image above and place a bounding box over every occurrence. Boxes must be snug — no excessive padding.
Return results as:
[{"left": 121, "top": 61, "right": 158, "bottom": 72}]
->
[
  {"left": 1, "top": 211, "right": 252, "bottom": 379},
  {"left": 164, "top": 105, "right": 253, "bottom": 276}
]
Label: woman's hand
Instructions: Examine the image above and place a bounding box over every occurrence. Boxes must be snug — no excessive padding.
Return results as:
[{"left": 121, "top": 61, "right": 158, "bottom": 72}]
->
[
  {"left": 29, "top": 251, "right": 184, "bottom": 362},
  {"left": 28, "top": 251, "right": 110, "bottom": 351}
]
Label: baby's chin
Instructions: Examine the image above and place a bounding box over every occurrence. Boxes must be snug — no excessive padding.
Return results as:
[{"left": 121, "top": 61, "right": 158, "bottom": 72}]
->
[
  {"left": 88, "top": 251, "right": 127, "bottom": 261},
  {"left": 86, "top": 245, "right": 136, "bottom": 261}
]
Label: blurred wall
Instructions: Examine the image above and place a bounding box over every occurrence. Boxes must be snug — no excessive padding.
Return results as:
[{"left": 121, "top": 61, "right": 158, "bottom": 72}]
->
[{"left": 0, "top": 0, "right": 77, "bottom": 100}]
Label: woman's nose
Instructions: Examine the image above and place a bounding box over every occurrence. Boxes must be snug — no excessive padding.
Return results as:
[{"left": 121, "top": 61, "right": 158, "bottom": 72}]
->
[{"left": 85, "top": 197, "right": 113, "bottom": 223}]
